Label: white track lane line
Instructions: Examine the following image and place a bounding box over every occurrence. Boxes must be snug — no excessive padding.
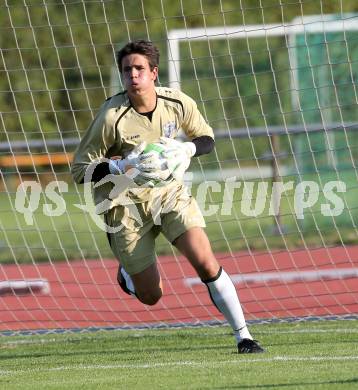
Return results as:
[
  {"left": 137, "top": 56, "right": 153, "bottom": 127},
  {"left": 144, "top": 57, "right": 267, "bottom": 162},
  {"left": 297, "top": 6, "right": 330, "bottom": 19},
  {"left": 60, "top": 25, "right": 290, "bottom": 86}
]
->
[{"left": 185, "top": 268, "right": 358, "bottom": 286}]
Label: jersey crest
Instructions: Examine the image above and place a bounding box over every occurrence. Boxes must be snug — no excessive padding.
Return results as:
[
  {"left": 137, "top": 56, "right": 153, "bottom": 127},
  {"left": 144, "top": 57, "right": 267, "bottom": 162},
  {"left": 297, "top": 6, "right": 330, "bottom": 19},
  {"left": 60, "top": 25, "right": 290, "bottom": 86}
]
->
[{"left": 163, "top": 121, "right": 177, "bottom": 138}]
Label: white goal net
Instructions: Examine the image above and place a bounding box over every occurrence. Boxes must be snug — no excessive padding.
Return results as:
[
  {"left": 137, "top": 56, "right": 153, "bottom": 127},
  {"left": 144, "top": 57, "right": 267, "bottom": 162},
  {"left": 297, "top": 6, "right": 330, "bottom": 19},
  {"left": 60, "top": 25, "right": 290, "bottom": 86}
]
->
[{"left": 0, "top": 1, "right": 357, "bottom": 334}]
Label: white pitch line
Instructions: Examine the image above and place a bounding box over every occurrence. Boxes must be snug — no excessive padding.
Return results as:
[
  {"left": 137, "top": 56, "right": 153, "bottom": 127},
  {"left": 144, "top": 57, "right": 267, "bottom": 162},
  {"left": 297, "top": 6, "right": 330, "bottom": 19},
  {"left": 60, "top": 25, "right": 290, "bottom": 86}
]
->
[
  {"left": 1, "top": 356, "right": 358, "bottom": 376},
  {"left": 2, "top": 327, "right": 358, "bottom": 347},
  {"left": 1, "top": 338, "right": 60, "bottom": 346},
  {"left": 185, "top": 268, "right": 358, "bottom": 286},
  {"left": 2, "top": 328, "right": 358, "bottom": 347},
  {"left": 256, "top": 328, "right": 358, "bottom": 334}
]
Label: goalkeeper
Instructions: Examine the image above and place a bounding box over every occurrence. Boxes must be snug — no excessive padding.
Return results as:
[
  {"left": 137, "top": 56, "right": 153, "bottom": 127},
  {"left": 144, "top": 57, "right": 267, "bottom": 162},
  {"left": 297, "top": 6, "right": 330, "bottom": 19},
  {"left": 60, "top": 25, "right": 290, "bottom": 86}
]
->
[{"left": 71, "top": 39, "right": 264, "bottom": 354}]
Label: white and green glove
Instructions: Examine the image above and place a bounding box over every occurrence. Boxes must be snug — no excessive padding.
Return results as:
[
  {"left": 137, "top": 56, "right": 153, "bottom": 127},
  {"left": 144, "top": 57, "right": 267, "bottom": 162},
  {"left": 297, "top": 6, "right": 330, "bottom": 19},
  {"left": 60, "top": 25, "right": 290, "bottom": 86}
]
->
[
  {"left": 158, "top": 137, "right": 196, "bottom": 181},
  {"left": 108, "top": 142, "right": 160, "bottom": 187},
  {"left": 108, "top": 142, "right": 147, "bottom": 175},
  {"left": 136, "top": 143, "right": 173, "bottom": 184}
]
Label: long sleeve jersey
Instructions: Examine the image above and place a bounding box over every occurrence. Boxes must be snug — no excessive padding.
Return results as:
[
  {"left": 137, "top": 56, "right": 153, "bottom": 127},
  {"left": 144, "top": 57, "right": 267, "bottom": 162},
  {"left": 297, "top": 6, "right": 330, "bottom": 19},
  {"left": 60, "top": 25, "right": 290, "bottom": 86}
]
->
[{"left": 71, "top": 87, "right": 214, "bottom": 213}]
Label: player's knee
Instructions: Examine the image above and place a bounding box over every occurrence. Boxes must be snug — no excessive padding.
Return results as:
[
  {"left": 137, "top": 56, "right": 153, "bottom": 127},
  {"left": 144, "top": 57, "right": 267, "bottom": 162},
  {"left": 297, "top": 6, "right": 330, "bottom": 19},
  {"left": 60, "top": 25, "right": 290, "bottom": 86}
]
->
[
  {"left": 195, "top": 258, "right": 220, "bottom": 281},
  {"left": 137, "top": 289, "right": 162, "bottom": 306}
]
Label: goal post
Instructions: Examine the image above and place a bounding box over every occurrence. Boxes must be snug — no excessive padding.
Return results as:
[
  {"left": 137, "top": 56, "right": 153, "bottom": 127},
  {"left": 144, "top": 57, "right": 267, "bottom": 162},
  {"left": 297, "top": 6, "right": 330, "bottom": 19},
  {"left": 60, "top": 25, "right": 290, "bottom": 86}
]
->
[{"left": 0, "top": 3, "right": 358, "bottom": 334}]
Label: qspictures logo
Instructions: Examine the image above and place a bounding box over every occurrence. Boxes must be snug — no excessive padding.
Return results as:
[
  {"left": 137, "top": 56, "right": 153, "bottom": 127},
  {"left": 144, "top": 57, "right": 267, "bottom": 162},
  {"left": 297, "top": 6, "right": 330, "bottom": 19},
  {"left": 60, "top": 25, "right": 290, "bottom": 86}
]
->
[{"left": 12, "top": 163, "right": 347, "bottom": 233}]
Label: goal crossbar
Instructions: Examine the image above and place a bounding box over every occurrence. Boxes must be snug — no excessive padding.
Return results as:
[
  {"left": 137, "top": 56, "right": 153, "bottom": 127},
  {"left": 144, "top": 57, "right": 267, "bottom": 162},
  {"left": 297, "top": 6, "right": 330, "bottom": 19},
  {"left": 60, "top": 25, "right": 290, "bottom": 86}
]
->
[{"left": 168, "top": 17, "right": 358, "bottom": 89}]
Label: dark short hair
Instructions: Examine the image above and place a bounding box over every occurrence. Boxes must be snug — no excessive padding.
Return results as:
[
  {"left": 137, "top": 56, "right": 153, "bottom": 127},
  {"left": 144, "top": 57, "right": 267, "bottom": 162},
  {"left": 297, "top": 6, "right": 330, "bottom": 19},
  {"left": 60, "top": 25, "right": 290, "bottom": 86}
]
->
[{"left": 116, "top": 40, "right": 160, "bottom": 72}]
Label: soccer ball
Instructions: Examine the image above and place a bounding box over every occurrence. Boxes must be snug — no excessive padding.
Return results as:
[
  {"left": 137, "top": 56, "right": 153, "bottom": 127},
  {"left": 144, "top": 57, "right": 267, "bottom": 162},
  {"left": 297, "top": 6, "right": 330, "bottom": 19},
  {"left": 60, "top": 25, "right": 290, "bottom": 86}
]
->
[
  {"left": 143, "top": 142, "right": 166, "bottom": 156},
  {"left": 141, "top": 143, "right": 173, "bottom": 186}
]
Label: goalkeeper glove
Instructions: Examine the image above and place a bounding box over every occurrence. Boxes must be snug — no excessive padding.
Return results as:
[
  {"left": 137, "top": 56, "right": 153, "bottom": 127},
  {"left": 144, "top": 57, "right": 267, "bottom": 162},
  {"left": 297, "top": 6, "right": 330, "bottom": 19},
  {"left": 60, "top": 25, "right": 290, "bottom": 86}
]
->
[
  {"left": 159, "top": 137, "right": 196, "bottom": 181},
  {"left": 108, "top": 142, "right": 159, "bottom": 187},
  {"left": 136, "top": 145, "right": 172, "bottom": 183},
  {"left": 108, "top": 142, "right": 147, "bottom": 175},
  {"left": 137, "top": 148, "right": 168, "bottom": 173}
]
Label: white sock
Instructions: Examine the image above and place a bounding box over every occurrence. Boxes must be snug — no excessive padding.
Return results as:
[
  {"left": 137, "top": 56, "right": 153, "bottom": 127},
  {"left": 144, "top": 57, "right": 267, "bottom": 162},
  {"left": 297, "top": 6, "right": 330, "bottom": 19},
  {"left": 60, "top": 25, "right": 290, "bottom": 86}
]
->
[
  {"left": 204, "top": 267, "right": 252, "bottom": 342},
  {"left": 121, "top": 267, "right": 136, "bottom": 296}
]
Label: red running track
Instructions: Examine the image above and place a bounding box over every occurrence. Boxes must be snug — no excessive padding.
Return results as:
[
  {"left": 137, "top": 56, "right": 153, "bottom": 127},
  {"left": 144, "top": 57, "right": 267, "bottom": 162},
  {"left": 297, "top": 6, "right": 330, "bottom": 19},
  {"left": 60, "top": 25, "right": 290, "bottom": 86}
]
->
[{"left": 1, "top": 246, "right": 358, "bottom": 332}]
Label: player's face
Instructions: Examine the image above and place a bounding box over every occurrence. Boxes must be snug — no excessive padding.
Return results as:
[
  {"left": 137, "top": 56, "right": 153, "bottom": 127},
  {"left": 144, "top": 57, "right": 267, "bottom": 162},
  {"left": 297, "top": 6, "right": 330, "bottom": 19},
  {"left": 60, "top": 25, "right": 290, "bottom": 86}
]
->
[{"left": 121, "top": 54, "right": 158, "bottom": 96}]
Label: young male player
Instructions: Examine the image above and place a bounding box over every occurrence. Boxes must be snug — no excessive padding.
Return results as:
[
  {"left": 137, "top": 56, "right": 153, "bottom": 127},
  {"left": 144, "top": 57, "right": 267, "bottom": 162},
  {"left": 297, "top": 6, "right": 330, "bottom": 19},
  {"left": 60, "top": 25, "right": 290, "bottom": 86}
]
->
[{"left": 71, "top": 40, "right": 264, "bottom": 353}]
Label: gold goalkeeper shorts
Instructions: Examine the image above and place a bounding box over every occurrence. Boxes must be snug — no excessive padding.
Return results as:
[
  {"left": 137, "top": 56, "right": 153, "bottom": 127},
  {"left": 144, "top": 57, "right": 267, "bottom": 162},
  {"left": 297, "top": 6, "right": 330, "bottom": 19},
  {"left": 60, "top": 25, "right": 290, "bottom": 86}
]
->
[{"left": 104, "top": 183, "right": 206, "bottom": 275}]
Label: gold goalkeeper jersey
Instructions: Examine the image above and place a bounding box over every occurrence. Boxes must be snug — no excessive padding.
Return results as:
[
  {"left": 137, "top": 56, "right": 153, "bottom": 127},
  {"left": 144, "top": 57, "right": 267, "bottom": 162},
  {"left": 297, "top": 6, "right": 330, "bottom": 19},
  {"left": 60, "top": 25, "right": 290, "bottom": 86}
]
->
[{"left": 71, "top": 87, "right": 214, "bottom": 212}]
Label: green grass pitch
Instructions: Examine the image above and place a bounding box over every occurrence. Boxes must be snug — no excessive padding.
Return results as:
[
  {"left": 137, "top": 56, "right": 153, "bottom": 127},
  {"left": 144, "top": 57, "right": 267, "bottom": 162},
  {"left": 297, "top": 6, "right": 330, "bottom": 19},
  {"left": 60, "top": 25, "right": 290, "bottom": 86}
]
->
[{"left": 1, "top": 320, "right": 357, "bottom": 389}]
